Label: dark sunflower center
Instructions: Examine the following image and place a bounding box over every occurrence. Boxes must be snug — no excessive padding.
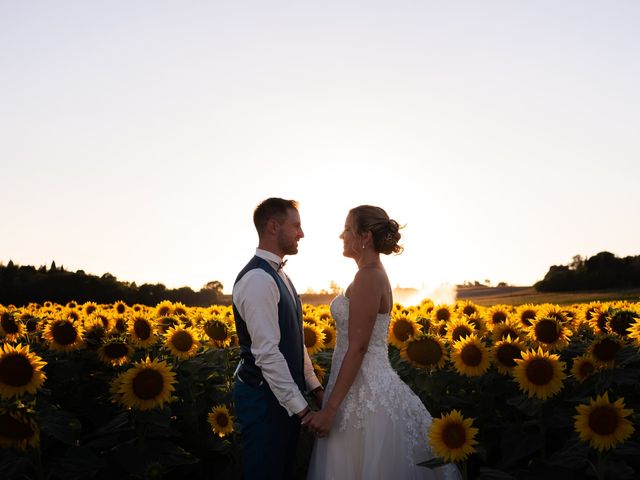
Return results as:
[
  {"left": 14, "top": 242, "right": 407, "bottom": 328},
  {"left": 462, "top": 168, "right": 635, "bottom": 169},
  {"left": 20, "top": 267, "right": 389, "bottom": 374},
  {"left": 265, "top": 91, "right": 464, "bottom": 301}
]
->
[
  {"left": 216, "top": 413, "right": 229, "bottom": 428},
  {"left": 609, "top": 312, "right": 635, "bottom": 337},
  {"left": 0, "top": 354, "right": 34, "bottom": 387},
  {"left": 407, "top": 339, "right": 443, "bottom": 366},
  {"left": 592, "top": 339, "right": 621, "bottom": 362},
  {"left": 499, "top": 328, "right": 519, "bottom": 340},
  {"left": 460, "top": 344, "right": 482, "bottom": 367},
  {"left": 85, "top": 305, "right": 97, "bottom": 315},
  {"left": 134, "top": 320, "right": 152, "bottom": 340},
  {"left": 436, "top": 309, "right": 450, "bottom": 322},
  {"left": 496, "top": 344, "right": 521, "bottom": 367},
  {"left": 1, "top": 315, "right": 19, "bottom": 335},
  {"left": 451, "top": 326, "right": 472, "bottom": 342},
  {"left": 521, "top": 311, "right": 536, "bottom": 327},
  {"left": 535, "top": 319, "right": 560, "bottom": 344},
  {"left": 25, "top": 318, "right": 39, "bottom": 333},
  {"left": 172, "top": 331, "right": 194, "bottom": 352},
  {"left": 588, "top": 406, "right": 619, "bottom": 436},
  {"left": 116, "top": 304, "right": 126, "bottom": 314},
  {"left": 52, "top": 322, "right": 78, "bottom": 345},
  {"left": 0, "top": 413, "right": 35, "bottom": 440},
  {"left": 103, "top": 342, "right": 129, "bottom": 359},
  {"left": 525, "top": 358, "right": 554, "bottom": 385},
  {"left": 132, "top": 369, "right": 164, "bottom": 399},
  {"left": 205, "top": 322, "right": 228, "bottom": 341},
  {"left": 596, "top": 315, "right": 608, "bottom": 332},
  {"left": 578, "top": 361, "right": 595, "bottom": 378},
  {"left": 392, "top": 320, "right": 414, "bottom": 342},
  {"left": 114, "top": 319, "right": 127, "bottom": 333},
  {"left": 157, "top": 306, "right": 172, "bottom": 316},
  {"left": 304, "top": 328, "right": 318, "bottom": 348},
  {"left": 492, "top": 312, "right": 507, "bottom": 324},
  {"left": 463, "top": 306, "right": 476, "bottom": 316},
  {"left": 322, "top": 328, "right": 334, "bottom": 344},
  {"left": 442, "top": 423, "right": 466, "bottom": 449}
]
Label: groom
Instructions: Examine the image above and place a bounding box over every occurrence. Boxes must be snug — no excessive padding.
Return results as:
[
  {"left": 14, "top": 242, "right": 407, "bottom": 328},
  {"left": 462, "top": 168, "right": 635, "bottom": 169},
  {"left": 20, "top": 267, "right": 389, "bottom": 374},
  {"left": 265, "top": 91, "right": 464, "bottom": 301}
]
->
[{"left": 232, "top": 198, "right": 324, "bottom": 480}]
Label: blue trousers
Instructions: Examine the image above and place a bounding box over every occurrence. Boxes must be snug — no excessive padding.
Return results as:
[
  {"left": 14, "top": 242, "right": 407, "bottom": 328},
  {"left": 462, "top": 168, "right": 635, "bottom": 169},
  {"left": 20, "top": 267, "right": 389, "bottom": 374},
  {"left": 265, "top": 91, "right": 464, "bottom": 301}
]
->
[{"left": 233, "top": 379, "right": 301, "bottom": 480}]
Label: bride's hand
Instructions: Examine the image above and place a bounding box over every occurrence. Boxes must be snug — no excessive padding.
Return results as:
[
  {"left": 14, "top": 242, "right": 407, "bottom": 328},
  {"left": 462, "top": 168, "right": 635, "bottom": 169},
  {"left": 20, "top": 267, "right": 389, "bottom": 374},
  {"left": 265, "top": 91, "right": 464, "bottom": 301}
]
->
[{"left": 307, "top": 408, "right": 336, "bottom": 437}]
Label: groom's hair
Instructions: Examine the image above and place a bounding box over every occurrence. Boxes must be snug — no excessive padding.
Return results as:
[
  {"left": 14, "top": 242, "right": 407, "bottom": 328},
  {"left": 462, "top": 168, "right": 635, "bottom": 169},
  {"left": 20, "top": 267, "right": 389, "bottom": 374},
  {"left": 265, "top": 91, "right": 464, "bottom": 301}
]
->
[{"left": 253, "top": 198, "right": 299, "bottom": 236}]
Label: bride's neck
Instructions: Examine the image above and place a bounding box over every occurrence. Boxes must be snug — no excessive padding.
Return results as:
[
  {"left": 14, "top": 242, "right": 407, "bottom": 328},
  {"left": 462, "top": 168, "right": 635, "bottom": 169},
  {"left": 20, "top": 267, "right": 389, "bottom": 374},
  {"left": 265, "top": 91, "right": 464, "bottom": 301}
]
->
[{"left": 356, "top": 252, "right": 381, "bottom": 269}]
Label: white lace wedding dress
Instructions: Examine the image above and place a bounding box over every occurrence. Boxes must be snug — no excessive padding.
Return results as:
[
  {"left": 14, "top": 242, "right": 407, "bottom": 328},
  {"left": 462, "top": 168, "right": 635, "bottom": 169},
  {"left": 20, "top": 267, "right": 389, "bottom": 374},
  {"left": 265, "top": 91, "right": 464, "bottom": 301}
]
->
[{"left": 307, "top": 295, "right": 461, "bottom": 480}]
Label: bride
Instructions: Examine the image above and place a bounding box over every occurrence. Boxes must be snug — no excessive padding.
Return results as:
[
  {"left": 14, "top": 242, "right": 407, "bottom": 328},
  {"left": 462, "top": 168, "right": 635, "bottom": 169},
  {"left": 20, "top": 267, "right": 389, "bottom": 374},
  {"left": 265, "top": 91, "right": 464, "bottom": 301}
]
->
[{"left": 305, "top": 205, "right": 460, "bottom": 480}]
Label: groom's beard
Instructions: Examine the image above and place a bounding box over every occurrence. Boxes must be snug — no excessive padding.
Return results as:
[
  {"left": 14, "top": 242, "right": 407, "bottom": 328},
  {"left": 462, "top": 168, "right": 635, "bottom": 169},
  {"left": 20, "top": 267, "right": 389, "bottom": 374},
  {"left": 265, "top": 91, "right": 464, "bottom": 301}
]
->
[{"left": 278, "top": 235, "right": 299, "bottom": 256}]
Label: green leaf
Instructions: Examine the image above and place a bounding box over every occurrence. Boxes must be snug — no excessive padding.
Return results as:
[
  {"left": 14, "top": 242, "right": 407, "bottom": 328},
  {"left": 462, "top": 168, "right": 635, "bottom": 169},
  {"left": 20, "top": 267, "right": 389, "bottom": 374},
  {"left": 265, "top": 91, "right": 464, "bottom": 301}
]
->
[
  {"left": 39, "top": 407, "right": 82, "bottom": 445},
  {"left": 417, "top": 457, "right": 446, "bottom": 468},
  {"left": 543, "top": 439, "right": 589, "bottom": 470},
  {"left": 53, "top": 446, "right": 106, "bottom": 480}
]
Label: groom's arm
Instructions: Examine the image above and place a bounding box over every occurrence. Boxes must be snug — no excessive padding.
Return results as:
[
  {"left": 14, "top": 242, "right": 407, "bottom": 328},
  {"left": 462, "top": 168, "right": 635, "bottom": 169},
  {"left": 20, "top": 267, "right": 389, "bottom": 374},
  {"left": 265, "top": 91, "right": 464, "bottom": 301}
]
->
[{"left": 234, "top": 269, "right": 310, "bottom": 417}]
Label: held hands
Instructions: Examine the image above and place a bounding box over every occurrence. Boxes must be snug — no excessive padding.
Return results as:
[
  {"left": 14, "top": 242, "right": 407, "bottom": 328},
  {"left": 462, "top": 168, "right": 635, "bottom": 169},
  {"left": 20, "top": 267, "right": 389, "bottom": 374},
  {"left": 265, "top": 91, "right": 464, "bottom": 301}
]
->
[{"left": 304, "top": 407, "right": 336, "bottom": 438}]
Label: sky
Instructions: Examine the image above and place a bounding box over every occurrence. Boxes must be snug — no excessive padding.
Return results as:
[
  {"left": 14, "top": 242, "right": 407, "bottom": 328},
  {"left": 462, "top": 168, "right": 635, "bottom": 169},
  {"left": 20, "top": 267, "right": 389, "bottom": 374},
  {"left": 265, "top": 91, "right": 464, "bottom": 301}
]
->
[{"left": 1, "top": 1, "right": 639, "bottom": 300}]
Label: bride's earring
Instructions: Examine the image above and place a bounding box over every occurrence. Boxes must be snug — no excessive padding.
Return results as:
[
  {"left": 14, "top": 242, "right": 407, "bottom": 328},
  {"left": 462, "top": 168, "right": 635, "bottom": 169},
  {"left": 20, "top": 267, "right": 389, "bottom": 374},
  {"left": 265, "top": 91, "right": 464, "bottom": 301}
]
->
[{"left": 361, "top": 244, "right": 365, "bottom": 249}]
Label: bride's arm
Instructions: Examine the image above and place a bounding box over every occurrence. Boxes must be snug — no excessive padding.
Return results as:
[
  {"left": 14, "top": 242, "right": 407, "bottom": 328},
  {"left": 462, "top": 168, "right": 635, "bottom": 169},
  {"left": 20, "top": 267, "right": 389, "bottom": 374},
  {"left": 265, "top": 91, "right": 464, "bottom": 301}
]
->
[{"left": 306, "top": 268, "right": 380, "bottom": 436}]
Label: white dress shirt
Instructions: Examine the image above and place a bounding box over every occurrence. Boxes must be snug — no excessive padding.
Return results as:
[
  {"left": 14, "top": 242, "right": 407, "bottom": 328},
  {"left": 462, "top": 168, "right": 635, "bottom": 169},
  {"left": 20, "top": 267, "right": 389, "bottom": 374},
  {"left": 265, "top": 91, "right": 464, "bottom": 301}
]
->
[{"left": 233, "top": 248, "right": 321, "bottom": 416}]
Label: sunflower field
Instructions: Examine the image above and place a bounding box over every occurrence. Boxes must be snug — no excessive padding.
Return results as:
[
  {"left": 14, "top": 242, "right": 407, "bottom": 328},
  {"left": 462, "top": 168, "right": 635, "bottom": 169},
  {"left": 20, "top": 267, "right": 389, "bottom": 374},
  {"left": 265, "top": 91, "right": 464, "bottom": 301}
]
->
[{"left": 1, "top": 299, "right": 639, "bottom": 479}]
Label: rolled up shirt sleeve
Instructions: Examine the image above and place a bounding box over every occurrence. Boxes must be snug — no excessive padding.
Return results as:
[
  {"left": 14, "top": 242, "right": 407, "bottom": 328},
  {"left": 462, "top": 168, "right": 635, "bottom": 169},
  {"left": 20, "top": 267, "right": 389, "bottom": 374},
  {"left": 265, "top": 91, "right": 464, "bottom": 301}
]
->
[
  {"left": 304, "top": 347, "right": 322, "bottom": 392},
  {"left": 233, "top": 269, "right": 309, "bottom": 416}
]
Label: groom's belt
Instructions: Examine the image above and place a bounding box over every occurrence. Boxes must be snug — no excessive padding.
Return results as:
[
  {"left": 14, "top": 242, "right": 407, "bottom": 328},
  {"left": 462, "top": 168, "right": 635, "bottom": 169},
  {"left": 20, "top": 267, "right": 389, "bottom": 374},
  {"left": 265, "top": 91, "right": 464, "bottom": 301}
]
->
[{"left": 235, "top": 359, "right": 265, "bottom": 387}]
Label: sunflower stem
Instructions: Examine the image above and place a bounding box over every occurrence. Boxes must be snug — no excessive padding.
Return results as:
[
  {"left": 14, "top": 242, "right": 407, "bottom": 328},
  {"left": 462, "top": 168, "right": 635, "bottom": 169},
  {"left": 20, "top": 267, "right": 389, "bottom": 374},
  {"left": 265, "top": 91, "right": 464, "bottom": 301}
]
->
[{"left": 595, "top": 450, "right": 605, "bottom": 480}]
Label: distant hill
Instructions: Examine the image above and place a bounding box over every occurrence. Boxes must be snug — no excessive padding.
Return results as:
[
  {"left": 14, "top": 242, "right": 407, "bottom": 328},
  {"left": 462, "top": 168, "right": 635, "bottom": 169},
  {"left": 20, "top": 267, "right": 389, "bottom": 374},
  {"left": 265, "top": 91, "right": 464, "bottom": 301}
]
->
[
  {"left": 534, "top": 251, "right": 640, "bottom": 292},
  {"left": 0, "top": 260, "right": 223, "bottom": 307}
]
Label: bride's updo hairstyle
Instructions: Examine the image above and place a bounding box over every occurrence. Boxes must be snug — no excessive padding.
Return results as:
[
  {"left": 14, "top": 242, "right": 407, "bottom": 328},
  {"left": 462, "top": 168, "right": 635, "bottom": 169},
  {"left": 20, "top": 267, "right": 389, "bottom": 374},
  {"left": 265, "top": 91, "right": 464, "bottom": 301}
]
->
[{"left": 349, "top": 205, "right": 403, "bottom": 255}]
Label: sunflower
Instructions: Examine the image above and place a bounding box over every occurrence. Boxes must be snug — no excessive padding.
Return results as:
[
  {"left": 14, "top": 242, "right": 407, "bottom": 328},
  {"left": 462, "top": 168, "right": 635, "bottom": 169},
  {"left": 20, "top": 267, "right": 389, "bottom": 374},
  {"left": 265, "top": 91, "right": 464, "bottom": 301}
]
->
[
  {"left": 111, "top": 316, "right": 129, "bottom": 335},
  {"left": 65, "top": 308, "right": 81, "bottom": 322},
  {"left": 535, "top": 305, "right": 570, "bottom": 325},
  {"left": 491, "top": 319, "right": 524, "bottom": 344},
  {"left": 527, "top": 316, "right": 572, "bottom": 351},
  {"left": 457, "top": 300, "right": 479, "bottom": 318},
  {"left": 0, "top": 344, "right": 47, "bottom": 398},
  {"left": 588, "top": 334, "right": 624, "bottom": 368},
  {"left": 401, "top": 333, "right": 448, "bottom": 370},
  {"left": 428, "top": 410, "right": 479, "bottom": 463},
  {"left": 607, "top": 309, "right": 638, "bottom": 337},
  {"left": 208, "top": 404, "right": 234, "bottom": 438},
  {"left": 155, "top": 315, "right": 180, "bottom": 334},
  {"left": 112, "top": 301, "right": 128, "bottom": 316},
  {"left": 155, "top": 300, "right": 174, "bottom": 317},
  {"left": 164, "top": 326, "right": 201, "bottom": 360},
  {"left": 319, "top": 322, "right": 336, "bottom": 350},
  {"left": 115, "top": 357, "right": 176, "bottom": 410},
  {"left": 430, "top": 321, "right": 449, "bottom": 337},
  {"left": 628, "top": 318, "right": 640, "bottom": 348},
  {"left": 312, "top": 362, "right": 326, "bottom": 384},
  {"left": 445, "top": 317, "right": 475, "bottom": 344},
  {"left": 486, "top": 305, "right": 511, "bottom": 325},
  {"left": 82, "top": 302, "right": 98, "bottom": 316},
  {"left": 0, "top": 407, "right": 40, "bottom": 450},
  {"left": 172, "top": 302, "right": 188, "bottom": 317},
  {"left": 574, "top": 392, "right": 635, "bottom": 452},
  {"left": 571, "top": 355, "right": 598, "bottom": 382},
  {"left": 451, "top": 335, "right": 491, "bottom": 377},
  {"left": 201, "top": 318, "right": 233, "bottom": 348},
  {"left": 464, "top": 312, "right": 487, "bottom": 338},
  {"left": 0, "top": 309, "right": 25, "bottom": 342},
  {"left": 513, "top": 347, "right": 566, "bottom": 400},
  {"left": 587, "top": 307, "right": 610, "bottom": 335},
  {"left": 128, "top": 315, "right": 157, "bottom": 348},
  {"left": 432, "top": 305, "right": 453, "bottom": 323},
  {"left": 98, "top": 338, "right": 133, "bottom": 367},
  {"left": 388, "top": 315, "right": 421, "bottom": 349},
  {"left": 43, "top": 318, "right": 84, "bottom": 353},
  {"left": 491, "top": 335, "right": 526, "bottom": 375},
  {"left": 303, "top": 322, "right": 325, "bottom": 356}
]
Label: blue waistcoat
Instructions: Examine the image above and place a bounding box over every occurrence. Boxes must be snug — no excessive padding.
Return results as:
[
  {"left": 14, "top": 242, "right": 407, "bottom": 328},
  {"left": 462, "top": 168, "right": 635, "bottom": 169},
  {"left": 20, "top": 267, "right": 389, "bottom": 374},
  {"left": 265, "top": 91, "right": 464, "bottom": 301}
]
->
[{"left": 232, "top": 256, "right": 306, "bottom": 393}]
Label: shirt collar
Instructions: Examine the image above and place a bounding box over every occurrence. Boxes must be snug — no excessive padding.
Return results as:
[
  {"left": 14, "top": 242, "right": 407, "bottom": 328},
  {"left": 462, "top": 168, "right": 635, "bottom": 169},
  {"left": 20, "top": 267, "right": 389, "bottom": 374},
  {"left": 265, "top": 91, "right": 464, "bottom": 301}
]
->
[{"left": 255, "top": 248, "right": 283, "bottom": 269}]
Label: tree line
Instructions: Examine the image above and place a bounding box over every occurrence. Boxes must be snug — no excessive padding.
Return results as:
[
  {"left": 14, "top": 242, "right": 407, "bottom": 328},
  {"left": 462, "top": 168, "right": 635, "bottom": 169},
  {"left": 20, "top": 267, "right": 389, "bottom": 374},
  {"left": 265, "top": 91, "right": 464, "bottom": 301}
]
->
[
  {"left": 0, "top": 260, "right": 224, "bottom": 307},
  {"left": 534, "top": 251, "right": 640, "bottom": 292}
]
